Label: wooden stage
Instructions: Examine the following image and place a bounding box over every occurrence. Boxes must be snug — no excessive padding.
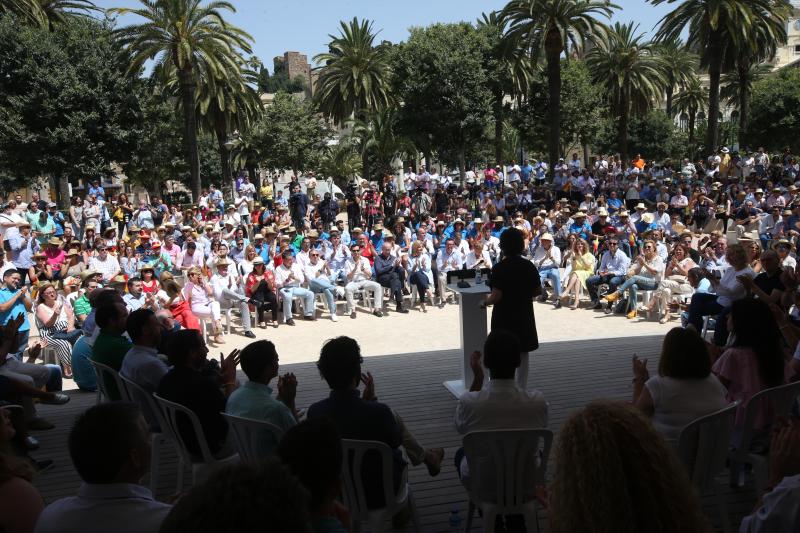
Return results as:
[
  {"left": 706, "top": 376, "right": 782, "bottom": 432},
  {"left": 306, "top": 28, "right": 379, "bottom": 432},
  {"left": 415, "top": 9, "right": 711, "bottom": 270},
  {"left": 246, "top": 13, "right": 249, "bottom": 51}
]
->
[{"left": 31, "top": 334, "right": 756, "bottom": 532}]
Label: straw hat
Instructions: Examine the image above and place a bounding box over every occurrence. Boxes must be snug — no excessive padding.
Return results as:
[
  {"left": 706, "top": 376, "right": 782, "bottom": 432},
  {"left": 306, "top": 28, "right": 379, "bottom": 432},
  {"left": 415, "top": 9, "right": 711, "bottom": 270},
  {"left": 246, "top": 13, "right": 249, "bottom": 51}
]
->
[
  {"left": 80, "top": 269, "right": 99, "bottom": 281},
  {"left": 47, "top": 237, "right": 62, "bottom": 246},
  {"left": 642, "top": 213, "right": 655, "bottom": 224},
  {"left": 596, "top": 208, "right": 609, "bottom": 217},
  {"left": 773, "top": 239, "right": 793, "bottom": 251},
  {"left": 373, "top": 223, "right": 383, "bottom": 231},
  {"left": 253, "top": 256, "right": 265, "bottom": 265},
  {"left": 635, "top": 202, "right": 646, "bottom": 210},
  {"left": 540, "top": 233, "right": 554, "bottom": 241}
]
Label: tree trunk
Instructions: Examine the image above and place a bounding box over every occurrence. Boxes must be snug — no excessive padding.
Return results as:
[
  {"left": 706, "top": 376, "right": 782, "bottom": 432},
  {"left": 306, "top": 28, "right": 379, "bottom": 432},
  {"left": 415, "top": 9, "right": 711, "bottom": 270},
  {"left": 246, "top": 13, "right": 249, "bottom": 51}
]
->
[
  {"left": 57, "top": 176, "right": 70, "bottom": 210},
  {"left": 619, "top": 84, "right": 630, "bottom": 166},
  {"left": 361, "top": 150, "right": 370, "bottom": 184},
  {"left": 422, "top": 148, "right": 432, "bottom": 172},
  {"left": 582, "top": 142, "right": 590, "bottom": 169},
  {"left": 215, "top": 122, "right": 231, "bottom": 187},
  {"left": 179, "top": 68, "right": 201, "bottom": 202},
  {"left": 738, "top": 63, "right": 750, "bottom": 138},
  {"left": 458, "top": 144, "right": 467, "bottom": 182},
  {"left": 706, "top": 32, "right": 723, "bottom": 154},
  {"left": 494, "top": 97, "right": 504, "bottom": 164},
  {"left": 688, "top": 108, "right": 696, "bottom": 158},
  {"left": 545, "top": 31, "right": 562, "bottom": 182},
  {"left": 665, "top": 76, "right": 675, "bottom": 119}
]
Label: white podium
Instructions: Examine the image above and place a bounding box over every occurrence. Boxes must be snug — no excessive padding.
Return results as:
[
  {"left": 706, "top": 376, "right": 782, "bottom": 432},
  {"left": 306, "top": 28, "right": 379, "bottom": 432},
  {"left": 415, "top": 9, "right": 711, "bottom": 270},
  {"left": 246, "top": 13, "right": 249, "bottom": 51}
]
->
[{"left": 443, "top": 281, "right": 491, "bottom": 398}]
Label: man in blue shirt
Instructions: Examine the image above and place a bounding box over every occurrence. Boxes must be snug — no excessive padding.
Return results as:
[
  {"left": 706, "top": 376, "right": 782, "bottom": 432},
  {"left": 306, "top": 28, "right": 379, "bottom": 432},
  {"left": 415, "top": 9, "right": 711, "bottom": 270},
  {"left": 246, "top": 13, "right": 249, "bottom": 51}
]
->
[
  {"left": 568, "top": 212, "right": 592, "bottom": 241},
  {"left": 520, "top": 159, "right": 534, "bottom": 184},
  {"left": 0, "top": 269, "right": 33, "bottom": 359},
  {"left": 87, "top": 179, "right": 105, "bottom": 199},
  {"left": 225, "top": 340, "right": 297, "bottom": 455}
]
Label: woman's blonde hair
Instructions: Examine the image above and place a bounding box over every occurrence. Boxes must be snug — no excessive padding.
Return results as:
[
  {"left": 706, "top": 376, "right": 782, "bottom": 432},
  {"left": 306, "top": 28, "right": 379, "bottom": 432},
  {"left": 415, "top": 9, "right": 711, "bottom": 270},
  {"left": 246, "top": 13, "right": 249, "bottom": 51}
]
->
[
  {"left": 245, "top": 244, "right": 256, "bottom": 258},
  {"left": 187, "top": 266, "right": 203, "bottom": 279},
  {"left": 411, "top": 241, "right": 423, "bottom": 255},
  {"left": 549, "top": 401, "right": 710, "bottom": 533},
  {"left": 572, "top": 237, "right": 589, "bottom": 255}
]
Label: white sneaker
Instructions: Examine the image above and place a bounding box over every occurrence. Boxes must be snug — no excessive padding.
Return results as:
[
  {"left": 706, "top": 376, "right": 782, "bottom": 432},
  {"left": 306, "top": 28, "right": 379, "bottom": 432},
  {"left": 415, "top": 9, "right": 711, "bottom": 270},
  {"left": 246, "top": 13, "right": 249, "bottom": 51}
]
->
[{"left": 330, "top": 313, "right": 338, "bottom": 322}]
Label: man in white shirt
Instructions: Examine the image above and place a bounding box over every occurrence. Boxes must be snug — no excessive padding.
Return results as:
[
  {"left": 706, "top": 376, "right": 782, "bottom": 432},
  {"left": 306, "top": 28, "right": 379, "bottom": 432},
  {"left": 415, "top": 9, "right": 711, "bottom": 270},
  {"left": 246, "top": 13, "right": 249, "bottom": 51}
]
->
[
  {"left": 210, "top": 259, "right": 255, "bottom": 338},
  {"left": 532, "top": 233, "right": 562, "bottom": 303},
  {"left": 454, "top": 331, "right": 548, "bottom": 485},
  {"left": 273, "top": 250, "right": 315, "bottom": 326},
  {"left": 436, "top": 238, "right": 464, "bottom": 304},
  {"left": 324, "top": 231, "right": 351, "bottom": 283},
  {"left": 404, "top": 166, "right": 417, "bottom": 193},
  {"left": 343, "top": 242, "right": 382, "bottom": 319},
  {"left": 34, "top": 402, "right": 172, "bottom": 533},
  {"left": 586, "top": 236, "right": 630, "bottom": 308},
  {"left": 88, "top": 243, "right": 121, "bottom": 283},
  {"left": 239, "top": 175, "right": 256, "bottom": 210}
]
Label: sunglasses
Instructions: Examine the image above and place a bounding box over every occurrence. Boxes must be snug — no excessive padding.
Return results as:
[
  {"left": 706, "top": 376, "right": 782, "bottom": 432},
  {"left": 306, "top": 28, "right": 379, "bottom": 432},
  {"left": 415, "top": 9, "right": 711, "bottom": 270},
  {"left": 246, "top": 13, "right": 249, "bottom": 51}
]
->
[
  {"left": 351, "top": 248, "right": 361, "bottom": 253},
  {"left": 310, "top": 253, "right": 319, "bottom": 257}
]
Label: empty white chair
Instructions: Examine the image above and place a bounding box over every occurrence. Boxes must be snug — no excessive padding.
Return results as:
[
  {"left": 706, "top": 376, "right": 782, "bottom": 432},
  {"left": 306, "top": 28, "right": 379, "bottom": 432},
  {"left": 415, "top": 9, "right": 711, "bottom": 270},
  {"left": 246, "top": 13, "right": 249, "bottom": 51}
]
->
[
  {"left": 462, "top": 428, "right": 554, "bottom": 533},
  {"left": 153, "top": 394, "right": 238, "bottom": 489},
  {"left": 221, "top": 413, "right": 284, "bottom": 463},
  {"left": 729, "top": 381, "right": 800, "bottom": 495},
  {"left": 340, "top": 438, "right": 421, "bottom": 533},
  {"left": 88, "top": 359, "right": 130, "bottom": 403},
  {"left": 119, "top": 375, "right": 180, "bottom": 494},
  {"left": 677, "top": 401, "right": 740, "bottom": 533}
]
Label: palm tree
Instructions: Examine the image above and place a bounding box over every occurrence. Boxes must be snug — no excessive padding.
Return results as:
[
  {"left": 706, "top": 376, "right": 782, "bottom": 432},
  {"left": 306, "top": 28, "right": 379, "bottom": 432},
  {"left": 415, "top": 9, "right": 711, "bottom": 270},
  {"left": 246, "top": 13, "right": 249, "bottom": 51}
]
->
[
  {"left": 673, "top": 75, "right": 707, "bottom": 156},
  {"left": 587, "top": 22, "right": 667, "bottom": 165},
  {"left": 1, "top": 0, "right": 98, "bottom": 29},
  {"left": 654, "top": 38, "right": 698, "bottom": 118},
  {"left": 348, "top": 108, "right": 416, "bottom": 189},
  {"left": 720, "top": 0, "right": 789, "bottom": 136},
  {"left": 110, "top": 0, "right": 253, "bottom": 201},
  {"left": 314, "top": 17, "right": 392, "bottom": 183},
  {"left": 318, "top": 140, "right": 361, "bottom": 190},
  {"left": 478, "top": 11, "right": 533, "bottom": 164},
  {"left": 651, "top": 0, "right": 788, "bottom": 154},
  {"left": 501, "top": 0, "right": 617, "bottom": 176}
]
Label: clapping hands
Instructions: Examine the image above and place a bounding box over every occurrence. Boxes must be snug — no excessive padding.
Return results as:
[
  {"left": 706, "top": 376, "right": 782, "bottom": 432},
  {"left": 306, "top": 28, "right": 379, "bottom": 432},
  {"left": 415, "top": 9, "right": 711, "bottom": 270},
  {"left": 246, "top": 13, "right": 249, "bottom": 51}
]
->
[
  {"left": 219, "top": 349, "right": 241, "bottom": 385},
  {"left": 632, "top": 354, "right": 649, "bottom": 382},
  {"left": 360, "top": 371, "right": 376, "bottom": 401},
  {"left": 277, "top": 372, "right": 298, "bottom": 403}
]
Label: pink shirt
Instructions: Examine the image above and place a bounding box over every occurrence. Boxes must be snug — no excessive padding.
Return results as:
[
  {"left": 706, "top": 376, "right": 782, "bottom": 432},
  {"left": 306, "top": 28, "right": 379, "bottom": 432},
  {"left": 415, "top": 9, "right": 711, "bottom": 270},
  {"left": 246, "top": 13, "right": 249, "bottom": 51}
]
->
[{"left": 44, "top": 248, "right": 66, "bottom": 268}]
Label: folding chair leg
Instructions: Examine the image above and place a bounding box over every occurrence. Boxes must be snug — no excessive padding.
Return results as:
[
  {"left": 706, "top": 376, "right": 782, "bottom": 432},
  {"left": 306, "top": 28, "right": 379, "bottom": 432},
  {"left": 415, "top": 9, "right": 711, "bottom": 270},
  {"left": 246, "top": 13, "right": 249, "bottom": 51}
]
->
[
  {"left": 464, "top": 501, "right": 475, "bottom": 532},
  {"left": 713, "top": 481, "right": 733, "bottom": 533}
]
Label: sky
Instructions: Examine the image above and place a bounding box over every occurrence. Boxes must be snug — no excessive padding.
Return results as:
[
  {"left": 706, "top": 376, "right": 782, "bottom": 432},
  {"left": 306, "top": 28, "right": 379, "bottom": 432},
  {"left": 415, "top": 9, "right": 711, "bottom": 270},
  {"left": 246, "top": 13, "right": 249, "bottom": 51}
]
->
[{"left": 92, "top": 0, "right": 676, "bottom": 71}]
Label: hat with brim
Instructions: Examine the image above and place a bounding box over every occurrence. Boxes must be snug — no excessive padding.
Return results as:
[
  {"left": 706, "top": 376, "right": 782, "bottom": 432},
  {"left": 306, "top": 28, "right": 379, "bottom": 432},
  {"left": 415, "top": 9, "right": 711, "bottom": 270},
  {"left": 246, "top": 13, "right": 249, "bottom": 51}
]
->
[
  {"left": 619, "top": 210, "right": 630, "bottom": 217},
  {"left": 265, "top": 227, "right": 277, "bottom": 235},
  {"left": 138, "top": 230, "right": 150, "bottom": 239},
  {"left": 493, "top": 216, "right": 504, "bottom": 223},
  {"left": 138, "top": 264, "right": 155, "bottom": 272},
  {"left": 384, "top": 231, "right": 394, "bottom": 239},
  {"left": 635, "top": 203, "right": 646, "bottom": 210},
  {"left": 48, "top": 237, "right": 62, "bottom": 246},
  {"left": 80, "top": 269, "right": 99, "bottom": 281},
  {"left": 783, "top": 210, "right": 793, "bottom": 216},
  {"left": 642, "top": 213, "right": 655, "bottom": 224},
  {"left": 253, "top": 256, "right": 265, "bottom": 265},
  {"left": 33, "top": 252, "right": 46, "bottom": 259},
  {"left": 216, "top": 259, "right": 231, "bottom": 267},
  {"left": 307, "top": 230, "right": 319, "bottom": 238},
  {"left": 597, "top": 208, "right": 608, "bottom": 217},
  {"left": 437, "top": 221, "right": 446, "bottom": 226},
  {"left": 373, "top": 224, "right": 383, "bottom": 231},
  {"left": 540, "top": 233, "right": 554, "bottom": 241},
  {"left": 103, "top": 228, "right": 116, "bottom": 236},
  {"left": 66, "top": 249, "right": 78, "bottom": 257},
  {"left": 254, "top": 234, "right": 265, "bottom": 240},
  {"left": 128, "top": 225, "right": 140, "bottom": 233},
  {"left": 454, "top": 219, "right": 465, "bottom": 226},
  {"left": 352, "top": 227, "right": 363, "bottom": 234},
  {"left": 574, "top": 212, "right": 587, "bottom": 219},
  {"left": 755, "top": 189, "right": 764, "bottom": 194},
  {"left": 110, "top": 275, "right": 127, "bottom": 285},
  {"left": 151, "top": 242, "right": 161, "bottom": 249},
  {"left": 773, "top": 239, "right": 794, "bottom": 251},
  {"left": 474, "top": 218, "right": 483, "bottom": 224},
  {"left": 180, "top": 225, "right": 192, "bottom": 232},
  {"left": 288, "top": 226, "right": 297, "bottom": 233}
]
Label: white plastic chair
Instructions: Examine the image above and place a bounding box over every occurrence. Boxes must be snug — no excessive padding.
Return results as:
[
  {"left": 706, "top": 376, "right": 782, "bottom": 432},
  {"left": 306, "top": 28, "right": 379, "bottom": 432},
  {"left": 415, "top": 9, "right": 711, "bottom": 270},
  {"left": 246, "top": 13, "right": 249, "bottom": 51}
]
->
[
  {"left": 153, "top": 394, "right": 239, "bottom": 488},
  {"left": 119, "top": 375, "right": 180, "bottom": 494},
  {"left": 221, "top": 413, "right": 285, "bottom": 463},
  {"left": 729, "top": 381, "right": 800, "bottom": 494},
  {"left": 462, "top": 429, "right": 554, "bottom": 533},
  {"left": 677, "top": 401, "right": 740, "bottom": 533},
  {"left": 88, "top": 359, "right": 131, "bottom": 403},
  {"left": 340, "top": 438, "right": 421, "bottom": 533}
]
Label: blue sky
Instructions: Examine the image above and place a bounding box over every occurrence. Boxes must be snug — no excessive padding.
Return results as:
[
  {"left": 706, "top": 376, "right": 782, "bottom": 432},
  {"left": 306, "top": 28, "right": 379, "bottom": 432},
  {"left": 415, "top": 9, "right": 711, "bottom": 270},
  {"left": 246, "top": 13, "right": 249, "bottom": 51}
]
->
[{"left": 94, "top": 0, "right": 675, "bottom": 71}]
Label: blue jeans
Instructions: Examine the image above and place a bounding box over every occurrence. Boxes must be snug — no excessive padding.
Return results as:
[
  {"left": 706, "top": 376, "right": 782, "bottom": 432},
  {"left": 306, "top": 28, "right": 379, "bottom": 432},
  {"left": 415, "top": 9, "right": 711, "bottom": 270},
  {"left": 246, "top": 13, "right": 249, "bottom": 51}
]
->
[
  {"left": 687, "top": 292, "right": 728, "bottom": 346},
  {"left": 539, "top": 266, "right": 561, "bottom": 298},
  {"left": 309, "top": 278, "right": 336, "bottom": 314},
  {"left": 45, "top": 364, "right": 62, "bottom": 391},
  {"left": 616, "top": 276, "right": 659, "bottom": 312},
  {"left": 586, "top": 274, "right": 625, "bottom": 302},
  {"left": 279, "top": 287, "right": 315, "bottom": 321}
]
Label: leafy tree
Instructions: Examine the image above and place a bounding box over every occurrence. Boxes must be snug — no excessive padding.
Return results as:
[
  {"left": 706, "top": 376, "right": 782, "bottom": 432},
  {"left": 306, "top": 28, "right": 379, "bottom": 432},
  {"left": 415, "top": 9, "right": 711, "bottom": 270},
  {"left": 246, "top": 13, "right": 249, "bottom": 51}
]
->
[
  {"left": 655, "top": 38, "right": 698, "bottom": 118},
  {"left": 111, "top": 0, "right": 253, "bottom": 202},
  {"left": 314, "top": 17, "right": 393, "bottom": 181},
  {"left": 587, "top": 22, "right": 667, "bottom": 165},
  {"left": 0, "top": 16, "right": 143, "bottom": 205},
  {"left": 249, "top": 92, "right": 328, "bottom": 176},
  {"left": 348, "top": 108, "right": 416, "bottom": 181},
  {"left": 512, "top": 59, "right": 605, "bottom": 162},
  {"left": 651, "top": 0, "right": 790, "bottom": 154},
  {"left": 0, "top": 0, "right": 98, "bottom": 29},
  {"left": 673, "top": 75, "right": 708, "bottom": 156},
  {"left": 743, "top": 68, "right": 800, "bottom": 153},
  {"left": 595, "top": 111, "right": 681, "bottom": 162},
  {"left": 391, "top": 22, "right": 494, "bottom": 177},
  {"left": 317, "top": 140, "right": 361, "bottom": 189},
  {"left": 501, "top": 0, "right": 616, "bottom": 175}
]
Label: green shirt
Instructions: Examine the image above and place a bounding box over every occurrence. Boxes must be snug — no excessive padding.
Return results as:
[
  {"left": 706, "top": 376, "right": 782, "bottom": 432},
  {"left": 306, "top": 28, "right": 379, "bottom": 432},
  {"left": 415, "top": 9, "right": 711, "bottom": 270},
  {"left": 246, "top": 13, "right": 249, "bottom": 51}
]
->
[
  {"left": 73, "top": 295, "right": 91, "bottom": 318},
  {"left": 91, "top": 330, "right": 132, "bottom": 401},
  {"left": 225, "top": 381, "right": 296, "bottom": 455}
]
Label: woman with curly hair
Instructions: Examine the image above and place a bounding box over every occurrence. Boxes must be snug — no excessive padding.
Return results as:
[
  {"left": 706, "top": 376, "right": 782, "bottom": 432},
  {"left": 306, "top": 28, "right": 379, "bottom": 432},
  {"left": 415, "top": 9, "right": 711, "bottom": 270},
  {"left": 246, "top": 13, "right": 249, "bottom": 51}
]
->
[
  {"left": 558, "top": 237, "right": 595, "bottom": 310},
  {"left": 549, "top": 400, "right": 711, "bottom": 533}
]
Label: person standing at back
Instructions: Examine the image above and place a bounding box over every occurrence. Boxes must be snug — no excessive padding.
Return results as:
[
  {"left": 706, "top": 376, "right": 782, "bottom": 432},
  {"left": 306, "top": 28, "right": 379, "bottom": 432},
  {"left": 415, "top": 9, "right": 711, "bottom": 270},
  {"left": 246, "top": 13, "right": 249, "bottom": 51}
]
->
[{"left": 482, "top": 228, "right": 541, "bottom": 389}]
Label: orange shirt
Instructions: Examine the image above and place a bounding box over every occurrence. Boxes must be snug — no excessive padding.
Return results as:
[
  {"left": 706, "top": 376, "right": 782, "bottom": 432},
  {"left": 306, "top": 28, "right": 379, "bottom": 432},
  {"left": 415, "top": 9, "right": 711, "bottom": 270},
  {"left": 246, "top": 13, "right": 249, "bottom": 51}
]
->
[{"left": 633, "top": 158, "right": 645, "bottom": 170}]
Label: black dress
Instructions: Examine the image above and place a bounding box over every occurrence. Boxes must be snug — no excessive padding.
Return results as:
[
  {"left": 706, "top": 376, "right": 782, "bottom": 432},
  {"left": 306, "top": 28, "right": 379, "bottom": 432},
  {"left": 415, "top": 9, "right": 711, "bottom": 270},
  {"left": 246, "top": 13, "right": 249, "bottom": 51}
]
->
[{"left": 489, "top": 255, "right": 541, "bottom": 352}]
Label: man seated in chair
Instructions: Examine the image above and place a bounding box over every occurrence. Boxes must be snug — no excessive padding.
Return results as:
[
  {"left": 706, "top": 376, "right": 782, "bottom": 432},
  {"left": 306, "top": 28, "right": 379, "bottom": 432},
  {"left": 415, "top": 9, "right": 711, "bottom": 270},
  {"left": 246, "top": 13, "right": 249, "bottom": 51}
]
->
[
  {"left": 453, "top": 330, "right": 549, "bottom": 532},
  {"left": 307, "top": 336, "right": 443, "bottom": 520},
  {"left": 374, "top": 242, "right": 409, "bottom": 314},
  {"left": 225, "top": 340, "right": 298, "bottom": 455},
  {"left": 156, "top": 329, "right": 240, "bottom": 459},
  {"left": 209, "top": 259, "right": 256, "bottom": 338},
  {"left": 90, "top": 302, "right": 131, "bottom": 401},
  {"left": 436, "top": 238, "right": 463, "bottom": 306},
  {"left": 35, "top": 402, "right": 172, "bottom": 533}
]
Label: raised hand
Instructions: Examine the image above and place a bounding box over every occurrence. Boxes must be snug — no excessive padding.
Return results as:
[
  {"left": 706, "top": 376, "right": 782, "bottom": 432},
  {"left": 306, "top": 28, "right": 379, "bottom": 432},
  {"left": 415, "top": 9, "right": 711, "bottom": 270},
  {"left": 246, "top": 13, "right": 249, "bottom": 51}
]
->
[
  {"left": 360, "top": 371, "right": 376, "bottom": 401},
  {"left": 278, "top": 372, "right": 298, "bottom": 403},
  {"left": 219, "top": 349, "right": 240, "bottom": 384},
  {"left": 632, "top": 354, "right": 649, "bottom": 382}
]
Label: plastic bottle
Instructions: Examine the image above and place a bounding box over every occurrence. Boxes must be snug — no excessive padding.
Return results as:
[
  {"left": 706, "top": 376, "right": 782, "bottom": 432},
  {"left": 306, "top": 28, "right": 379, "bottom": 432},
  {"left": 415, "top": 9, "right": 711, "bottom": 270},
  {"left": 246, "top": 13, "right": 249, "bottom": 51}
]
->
[
  {"left": 475, "top": 269, "right": 483, "bottom": 285},
  {"left": 449, "top": 508, "right": 462, "bottom": 528}
]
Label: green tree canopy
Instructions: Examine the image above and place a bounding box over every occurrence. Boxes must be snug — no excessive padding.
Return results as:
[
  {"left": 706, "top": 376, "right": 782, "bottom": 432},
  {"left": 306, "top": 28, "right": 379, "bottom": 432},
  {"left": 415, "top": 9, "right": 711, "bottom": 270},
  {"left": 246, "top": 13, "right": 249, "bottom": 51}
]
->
[
  {"left": 391, "top": 22, "right": 494, "bottom": 176},
  {"left": 0, "top": 15, "right": 142, "bottom": 202},
  {"left": 743, "top": 68, "right": 800, "bottom": 153}
]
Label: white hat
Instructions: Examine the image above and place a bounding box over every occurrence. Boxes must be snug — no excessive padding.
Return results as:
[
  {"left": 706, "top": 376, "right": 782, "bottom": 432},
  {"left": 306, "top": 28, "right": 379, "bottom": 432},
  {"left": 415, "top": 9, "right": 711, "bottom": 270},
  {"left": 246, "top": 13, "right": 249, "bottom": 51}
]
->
[
  {"left": 635, "top": 202, "right": 646, "bottom": 210},
  {"left": 540, "top": 233, "right": 554, "bottom": 241},
  {"left": 721, "top": 147, "right": 730, "bottom": 154},
  {"left": 642, "top": 213, "right": 655, "bottom": 224},
  {"left": 473, "top": 218, "right": 483, "bottom": 224},
  {"left": 597, "top": 207, "right": 609, "bottom": 216}
]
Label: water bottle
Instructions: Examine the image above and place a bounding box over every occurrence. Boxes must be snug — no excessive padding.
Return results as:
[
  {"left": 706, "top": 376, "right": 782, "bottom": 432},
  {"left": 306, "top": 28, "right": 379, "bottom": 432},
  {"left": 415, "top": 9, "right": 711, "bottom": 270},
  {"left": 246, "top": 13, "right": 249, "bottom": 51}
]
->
[
  {"left": 449, "top": 508, "right": 462, "bottom": 528},
  {"left": 475, "top": 269, "right": 483, "bottom": 285}
]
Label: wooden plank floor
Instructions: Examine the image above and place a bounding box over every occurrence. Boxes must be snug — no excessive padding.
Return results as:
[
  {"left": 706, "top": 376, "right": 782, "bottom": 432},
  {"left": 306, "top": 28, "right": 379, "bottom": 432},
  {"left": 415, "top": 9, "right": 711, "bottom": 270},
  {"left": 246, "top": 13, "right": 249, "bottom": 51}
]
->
[{"left": 31, "top": 334, "right": 757, "bottom": 532}]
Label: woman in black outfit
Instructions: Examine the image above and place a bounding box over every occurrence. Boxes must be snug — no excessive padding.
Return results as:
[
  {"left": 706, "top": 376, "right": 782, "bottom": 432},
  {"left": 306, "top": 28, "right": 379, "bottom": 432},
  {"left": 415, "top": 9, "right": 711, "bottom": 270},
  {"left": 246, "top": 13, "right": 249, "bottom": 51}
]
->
[{"left": 482, "top": 228, "right": 541, "bottom": 389}]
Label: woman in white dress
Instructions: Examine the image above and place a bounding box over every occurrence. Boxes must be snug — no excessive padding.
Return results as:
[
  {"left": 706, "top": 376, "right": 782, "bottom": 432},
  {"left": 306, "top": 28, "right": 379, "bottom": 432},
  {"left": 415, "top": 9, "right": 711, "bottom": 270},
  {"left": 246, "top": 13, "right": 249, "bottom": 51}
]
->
[{"left": 407, "top": 241, "right": 434, "bottom": 312}]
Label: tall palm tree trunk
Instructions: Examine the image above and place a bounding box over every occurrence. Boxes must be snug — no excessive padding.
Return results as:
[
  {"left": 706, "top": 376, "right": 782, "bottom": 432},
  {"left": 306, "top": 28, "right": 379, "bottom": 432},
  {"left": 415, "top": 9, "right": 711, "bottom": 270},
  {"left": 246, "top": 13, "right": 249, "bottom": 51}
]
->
[
  {"left": 215, "top": 124, "right": 231, "bottom": 188},
  {"left": 688, "top": 108, "right": 697, "bottom": 158},
  {"left": 738, "top": 63, "right": 750, "bottom": 137},
  {"left": 361, "top": 150, "right": 370, "bottom": 184},
  {"left": 618, "top": 83, "right": 631, "bottom": 165},
  {"left": 494, "top": 97, "right": 504, "bottom": 164},
  {"left": 665, "top": 75, "right": 675, "bottom": 119},
  {"left": 179, "top": 68, "right": 201, "bottom": 201},
  {"left": 545, "top": 34, "right": 562, "bottom": 181},
  {"left": 706, "top": 32, "right": 723, "bottom": 153}
]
